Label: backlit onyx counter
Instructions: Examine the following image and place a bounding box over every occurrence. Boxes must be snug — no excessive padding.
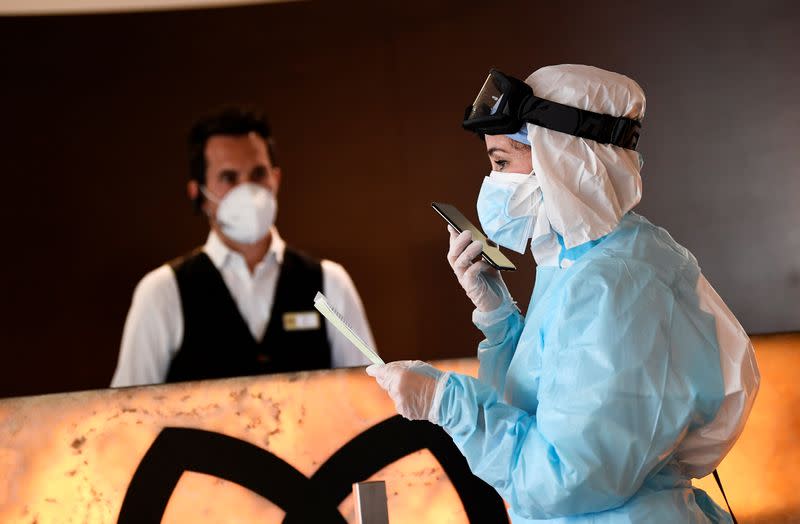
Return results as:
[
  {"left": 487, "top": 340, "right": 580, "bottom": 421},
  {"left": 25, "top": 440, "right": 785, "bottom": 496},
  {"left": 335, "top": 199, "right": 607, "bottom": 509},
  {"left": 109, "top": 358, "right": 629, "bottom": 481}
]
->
[{"left": 1, "top": 334, "right": 798, "bottom": 523}]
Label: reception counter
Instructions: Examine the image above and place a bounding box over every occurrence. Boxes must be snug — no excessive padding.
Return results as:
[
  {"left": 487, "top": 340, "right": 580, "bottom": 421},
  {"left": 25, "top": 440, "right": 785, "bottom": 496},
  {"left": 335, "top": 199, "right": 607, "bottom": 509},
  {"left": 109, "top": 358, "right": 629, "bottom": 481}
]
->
[{"left": 1, "top": 334, "right": 798, "bottom": 523}]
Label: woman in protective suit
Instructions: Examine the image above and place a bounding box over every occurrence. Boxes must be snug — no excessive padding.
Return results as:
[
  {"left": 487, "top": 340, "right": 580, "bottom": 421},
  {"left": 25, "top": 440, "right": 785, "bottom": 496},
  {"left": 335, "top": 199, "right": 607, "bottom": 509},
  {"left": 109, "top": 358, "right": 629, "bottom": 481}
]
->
[{"left": 367, "top": 64, "right": 760, "bottom": 523}]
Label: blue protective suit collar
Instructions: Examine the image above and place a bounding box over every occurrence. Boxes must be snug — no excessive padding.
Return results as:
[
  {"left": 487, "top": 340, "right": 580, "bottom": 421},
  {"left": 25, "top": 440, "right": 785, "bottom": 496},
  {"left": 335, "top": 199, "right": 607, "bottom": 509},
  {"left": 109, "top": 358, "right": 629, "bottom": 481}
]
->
[
  {"left": 530, "top": 225, "right": 609, "bottom": 269},
  {"left": 556, "top": 232, "right": 607, "bottom": 268},
  {"left": 530, "top": 213, "right": 633, "bottom": 269}
]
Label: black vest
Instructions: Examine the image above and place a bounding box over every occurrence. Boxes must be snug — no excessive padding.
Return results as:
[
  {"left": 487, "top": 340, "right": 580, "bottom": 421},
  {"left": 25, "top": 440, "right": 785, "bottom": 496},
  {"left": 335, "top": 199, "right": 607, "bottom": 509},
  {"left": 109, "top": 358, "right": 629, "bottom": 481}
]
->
[{"left": 165, "top": 247, "right": 332, "bottom": 383}]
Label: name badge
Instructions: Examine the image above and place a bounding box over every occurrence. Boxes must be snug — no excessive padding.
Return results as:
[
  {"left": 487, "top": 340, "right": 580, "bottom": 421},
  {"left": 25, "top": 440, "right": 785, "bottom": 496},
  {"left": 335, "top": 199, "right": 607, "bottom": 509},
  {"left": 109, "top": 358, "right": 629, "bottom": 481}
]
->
[{"left": 283, "top": 311, "right": 321, "bottom": 331}]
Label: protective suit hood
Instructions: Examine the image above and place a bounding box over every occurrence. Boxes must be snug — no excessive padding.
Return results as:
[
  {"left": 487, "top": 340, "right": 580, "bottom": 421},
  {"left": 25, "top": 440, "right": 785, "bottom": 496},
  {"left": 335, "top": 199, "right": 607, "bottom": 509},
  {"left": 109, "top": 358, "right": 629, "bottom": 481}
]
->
[{"left": 523, "top": 64, "right": 646, "bottom": 249}]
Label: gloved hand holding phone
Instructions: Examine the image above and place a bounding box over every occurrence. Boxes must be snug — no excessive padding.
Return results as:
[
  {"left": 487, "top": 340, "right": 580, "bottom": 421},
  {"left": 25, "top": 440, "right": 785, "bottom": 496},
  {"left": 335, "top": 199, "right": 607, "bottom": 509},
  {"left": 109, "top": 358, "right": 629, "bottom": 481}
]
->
[{"left": 447, "top": 226, "right": 512, "bottom": 312}]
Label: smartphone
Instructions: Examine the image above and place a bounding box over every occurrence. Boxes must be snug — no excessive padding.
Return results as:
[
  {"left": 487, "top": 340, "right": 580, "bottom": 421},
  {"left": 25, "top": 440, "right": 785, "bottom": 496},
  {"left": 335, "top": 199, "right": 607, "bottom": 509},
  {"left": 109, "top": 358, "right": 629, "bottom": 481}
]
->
[{"left": 432, "top": 202, "right": 516, "bottom": 271}]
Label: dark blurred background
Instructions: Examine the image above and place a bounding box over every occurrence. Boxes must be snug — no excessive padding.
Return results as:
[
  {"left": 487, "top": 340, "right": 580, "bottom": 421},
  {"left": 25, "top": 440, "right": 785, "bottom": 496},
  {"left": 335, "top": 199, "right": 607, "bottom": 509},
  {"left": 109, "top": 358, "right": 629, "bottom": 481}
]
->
[{"left": 0, "top": 0, "right": 798, "bottom": 397}]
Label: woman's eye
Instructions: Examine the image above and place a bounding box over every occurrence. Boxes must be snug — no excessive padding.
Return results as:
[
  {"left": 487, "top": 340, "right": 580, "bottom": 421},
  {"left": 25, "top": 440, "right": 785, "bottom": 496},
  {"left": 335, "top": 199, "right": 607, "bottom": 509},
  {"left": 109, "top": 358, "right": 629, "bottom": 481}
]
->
[{"left": 494, "top": 160, "right": 508, "bottom": 170}]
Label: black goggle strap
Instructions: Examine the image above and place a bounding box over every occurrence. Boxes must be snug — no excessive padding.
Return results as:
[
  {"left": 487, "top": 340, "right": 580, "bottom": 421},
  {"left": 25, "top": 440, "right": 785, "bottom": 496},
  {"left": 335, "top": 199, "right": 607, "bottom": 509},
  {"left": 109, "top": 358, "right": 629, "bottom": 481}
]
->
[{"left": 519, "top": 95, "right": 641, "bottom": 150}]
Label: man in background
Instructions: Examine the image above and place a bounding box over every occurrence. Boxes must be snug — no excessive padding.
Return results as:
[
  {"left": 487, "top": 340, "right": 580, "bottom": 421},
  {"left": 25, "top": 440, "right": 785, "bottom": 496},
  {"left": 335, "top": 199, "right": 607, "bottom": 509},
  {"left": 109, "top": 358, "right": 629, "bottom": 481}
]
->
[{"left": 111, "top": 107, "right": 375, "bottom": 386}]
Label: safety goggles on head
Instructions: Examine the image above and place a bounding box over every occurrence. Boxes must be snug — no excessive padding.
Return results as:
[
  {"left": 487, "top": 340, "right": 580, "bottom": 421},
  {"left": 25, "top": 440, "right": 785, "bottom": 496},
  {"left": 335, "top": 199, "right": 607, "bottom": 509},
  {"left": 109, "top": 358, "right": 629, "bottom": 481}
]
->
[{"left": 463, "top": 69, "right": 642, "bottom": 150}]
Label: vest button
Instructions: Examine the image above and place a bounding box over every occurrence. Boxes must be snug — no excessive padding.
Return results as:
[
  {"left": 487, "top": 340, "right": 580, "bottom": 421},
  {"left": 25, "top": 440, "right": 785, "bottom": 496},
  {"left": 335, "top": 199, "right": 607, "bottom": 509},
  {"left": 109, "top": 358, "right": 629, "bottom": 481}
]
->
[{"left": 256, "top": 354, "right": 271, "bottom": 364}]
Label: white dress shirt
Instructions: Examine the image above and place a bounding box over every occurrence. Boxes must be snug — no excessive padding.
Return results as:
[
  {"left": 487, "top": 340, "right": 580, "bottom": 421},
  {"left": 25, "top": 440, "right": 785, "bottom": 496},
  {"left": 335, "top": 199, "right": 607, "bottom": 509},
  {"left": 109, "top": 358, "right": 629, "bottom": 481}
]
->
[{"left": 111, "top": 228, "right": 375, "bottom": 387}]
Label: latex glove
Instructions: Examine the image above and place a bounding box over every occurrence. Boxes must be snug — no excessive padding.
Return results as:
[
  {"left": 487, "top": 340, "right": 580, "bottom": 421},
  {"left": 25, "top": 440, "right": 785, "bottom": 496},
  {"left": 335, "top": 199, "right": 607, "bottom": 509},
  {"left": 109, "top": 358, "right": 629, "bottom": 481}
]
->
[
  {"left": 366, "top": 360, "right": 448, "bottom": 423},
  {"left": 446, "top": 226, "right": 511, "bottom": 312}
]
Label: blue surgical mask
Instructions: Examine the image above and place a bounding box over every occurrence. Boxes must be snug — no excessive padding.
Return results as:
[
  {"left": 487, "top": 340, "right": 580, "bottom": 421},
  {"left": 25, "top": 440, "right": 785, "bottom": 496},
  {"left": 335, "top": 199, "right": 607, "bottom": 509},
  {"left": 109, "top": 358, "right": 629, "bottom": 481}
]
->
[{"left": 477, "top": 170, "right": 540, "bottom": 254}]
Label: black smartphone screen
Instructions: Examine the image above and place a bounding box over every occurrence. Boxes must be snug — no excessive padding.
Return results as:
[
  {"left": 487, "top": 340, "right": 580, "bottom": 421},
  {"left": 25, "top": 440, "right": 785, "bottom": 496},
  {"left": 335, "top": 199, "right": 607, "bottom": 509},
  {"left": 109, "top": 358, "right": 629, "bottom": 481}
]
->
[{"left": 432, "top": 202, "right": 516, "bottom": 271}]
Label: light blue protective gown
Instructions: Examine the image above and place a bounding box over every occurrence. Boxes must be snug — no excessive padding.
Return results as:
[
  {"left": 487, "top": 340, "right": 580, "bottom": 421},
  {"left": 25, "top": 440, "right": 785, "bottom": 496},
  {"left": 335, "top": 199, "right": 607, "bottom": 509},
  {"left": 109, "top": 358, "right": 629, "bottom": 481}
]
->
[{"left": 435, "top": 213, "right": 733, "bottom": 523}]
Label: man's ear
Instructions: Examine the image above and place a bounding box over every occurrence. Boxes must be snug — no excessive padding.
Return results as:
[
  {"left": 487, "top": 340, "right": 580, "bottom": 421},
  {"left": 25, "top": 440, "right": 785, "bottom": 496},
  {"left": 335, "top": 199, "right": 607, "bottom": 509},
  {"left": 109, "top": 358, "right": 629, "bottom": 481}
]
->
[
  {"left": 187, "top": 180, "right": 199, "bottom": 201},
  {"left": 187, "top": 180, "right": 205, "bottom": 214}
]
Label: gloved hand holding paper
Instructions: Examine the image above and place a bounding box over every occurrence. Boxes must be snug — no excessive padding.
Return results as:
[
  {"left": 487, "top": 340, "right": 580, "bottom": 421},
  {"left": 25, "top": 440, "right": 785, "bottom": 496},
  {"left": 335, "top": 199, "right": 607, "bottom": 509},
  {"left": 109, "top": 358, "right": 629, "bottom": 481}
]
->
[{"left": 314, "top": 292, "right": 384, "bottom": 366}]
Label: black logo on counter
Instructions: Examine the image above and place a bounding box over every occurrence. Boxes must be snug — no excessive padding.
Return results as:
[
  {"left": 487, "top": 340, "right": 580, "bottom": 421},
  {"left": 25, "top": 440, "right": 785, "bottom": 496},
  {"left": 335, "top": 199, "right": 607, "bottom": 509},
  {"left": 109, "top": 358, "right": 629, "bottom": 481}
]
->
[{"left": 117, "top": 416, "right": 508, "bottom": 523}]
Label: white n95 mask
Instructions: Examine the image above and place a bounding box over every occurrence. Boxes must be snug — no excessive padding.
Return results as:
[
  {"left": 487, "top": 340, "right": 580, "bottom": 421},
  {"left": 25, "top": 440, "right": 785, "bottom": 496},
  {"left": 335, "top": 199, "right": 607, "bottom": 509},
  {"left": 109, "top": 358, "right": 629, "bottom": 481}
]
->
[
  {"left": 203, "top": 183, "right": 277, "bottom": 244},
  {"left": 476, "top": 170, "right": 542, "bottom": 254}
]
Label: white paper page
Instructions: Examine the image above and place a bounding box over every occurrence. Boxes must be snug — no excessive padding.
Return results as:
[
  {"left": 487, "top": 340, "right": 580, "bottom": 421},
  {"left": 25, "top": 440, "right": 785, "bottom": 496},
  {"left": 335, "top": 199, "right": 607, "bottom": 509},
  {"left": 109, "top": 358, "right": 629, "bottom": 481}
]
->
[{"left": 313, "top": 292, "right": 384, "bottom": 365}]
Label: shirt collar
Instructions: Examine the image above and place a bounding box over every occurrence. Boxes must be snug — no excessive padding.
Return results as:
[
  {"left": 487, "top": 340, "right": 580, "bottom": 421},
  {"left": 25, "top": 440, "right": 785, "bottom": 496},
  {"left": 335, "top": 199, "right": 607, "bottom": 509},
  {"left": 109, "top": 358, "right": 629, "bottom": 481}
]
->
[{"left": 203, "top": 227, "right": 286, "bottom": 270}]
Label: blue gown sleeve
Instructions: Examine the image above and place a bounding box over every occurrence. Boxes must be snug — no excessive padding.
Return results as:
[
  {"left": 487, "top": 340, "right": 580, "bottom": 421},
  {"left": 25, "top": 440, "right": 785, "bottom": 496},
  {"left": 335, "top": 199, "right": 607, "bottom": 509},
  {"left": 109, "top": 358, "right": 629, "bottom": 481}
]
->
[
  {"left": 472, "top": 299, "right": 525, "bottom": 396},
  {"left": 437, "top": 258, "right": 717, "bottom": 519}
]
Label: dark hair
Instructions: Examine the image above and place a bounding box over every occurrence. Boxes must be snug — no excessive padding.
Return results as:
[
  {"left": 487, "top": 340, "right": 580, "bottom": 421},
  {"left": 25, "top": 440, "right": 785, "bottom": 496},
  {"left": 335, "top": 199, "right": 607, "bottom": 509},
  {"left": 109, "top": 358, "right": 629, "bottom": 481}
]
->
[{"left": 188, "top": 106, "right": 279, "bottom": 207}]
